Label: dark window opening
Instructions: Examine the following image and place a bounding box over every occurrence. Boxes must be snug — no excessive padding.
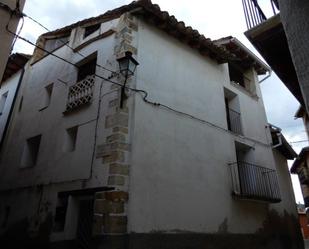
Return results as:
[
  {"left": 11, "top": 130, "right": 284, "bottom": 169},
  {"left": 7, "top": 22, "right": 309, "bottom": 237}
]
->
[
  {"left": 229, "top": 63, "right": 245, "bottom": 87},
  {"left": 21, "top": 135, "right": 42, "bottom": 168},
  {"left": 44, "top": 36, "right": 69, "bottom": 55},
  {"left": 53, "top": 196, "right": 68, "bottom": 232},
  {"left": 77, "top": 58, "right": 97, "bottom": 82},
  {"left": 40, "top": 83, "right": 53, "bottom": 110},
  {"left": 64, "top": 126, "right": 78, "bottom": 152},
  {"left": 224, "top": 88, "right": 242, "bottom": 135},
  {"left": 84, "top": 23, "right": 100, "bottom": 38},
  {"left": 76, "top": 199, "right": 94, "bottom": 248},
  {"left": 18, "top": 96, "right": 23, "bottom": 112}
]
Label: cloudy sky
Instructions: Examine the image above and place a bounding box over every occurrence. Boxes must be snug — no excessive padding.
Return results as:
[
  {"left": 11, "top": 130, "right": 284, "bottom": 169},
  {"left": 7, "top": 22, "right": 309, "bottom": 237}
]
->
[{"left": 13, "top": 0, "right": 307, "bottom": 203}]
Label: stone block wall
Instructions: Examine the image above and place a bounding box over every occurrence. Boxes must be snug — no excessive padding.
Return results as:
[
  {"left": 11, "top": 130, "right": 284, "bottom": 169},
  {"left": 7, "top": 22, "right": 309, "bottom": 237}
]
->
[{"left": 93, "top": 12, "right": 138, "bottom": 236}]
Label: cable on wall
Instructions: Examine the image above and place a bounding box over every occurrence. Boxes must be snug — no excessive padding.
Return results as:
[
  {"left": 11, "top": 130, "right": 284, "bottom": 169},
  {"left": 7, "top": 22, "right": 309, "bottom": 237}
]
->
[{"left": 4, "top": 9, "right": 276, "bottom": 149}]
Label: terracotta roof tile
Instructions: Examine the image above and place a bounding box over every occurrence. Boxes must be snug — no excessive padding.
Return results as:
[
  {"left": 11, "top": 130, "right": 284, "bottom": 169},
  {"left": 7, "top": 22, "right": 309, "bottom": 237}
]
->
[{"left": 40, "top": 0, "right": 234, "bottom": 64}]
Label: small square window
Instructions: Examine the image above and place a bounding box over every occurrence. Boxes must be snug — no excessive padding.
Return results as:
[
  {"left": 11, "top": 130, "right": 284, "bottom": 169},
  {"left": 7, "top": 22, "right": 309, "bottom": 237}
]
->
[
  {"left": 228, "top": 63, "right": 245, "bottom": 87},
  {"left": 40, "top": 83, "right": 53, "bottom": 110},
  {"left": 77, "top": 58, "right": 97, "bottom": 82},
  {"left": 63, "top": 126, "right": 78, "bottom": 152},
  {"left": 20, "top": 135, "right": 42, "bottom": 168},
  {"left": 84, "top": 23, "right": 100, "bottom": 38}
]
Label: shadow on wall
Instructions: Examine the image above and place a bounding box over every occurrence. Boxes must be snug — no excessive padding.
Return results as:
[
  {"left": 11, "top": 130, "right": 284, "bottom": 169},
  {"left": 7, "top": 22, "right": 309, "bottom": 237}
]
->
[{"left": 0, "top": 209, "right": 304, "bottom": 249}]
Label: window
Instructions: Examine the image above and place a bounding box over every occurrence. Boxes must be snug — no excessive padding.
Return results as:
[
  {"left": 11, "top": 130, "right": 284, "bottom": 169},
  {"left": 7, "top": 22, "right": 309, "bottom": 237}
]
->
[
  {"left": 63, "top": 126, "right": 78, "bottom": 152},
  {"left": 18, "top": 96, "right": 23, "bottom": 112},
  {"left": 228, "top": 63, "right": 257, "bottom": 95},
  {"left": 44, "top": 36, "right": 69, "bottom": 55},
  {"left": 20, "top": 135, "right": 42, "bottom": 168},
  {"left": 229, "top": 141, "right": 281, "bottom": 202},
  {"left": 229, "top": 63, "right": 245, "bottom": 87},
  {"left": 53, "top": 191, "right": 94, "bottom": 241},
  {"left": 0, "top": 91, "right": 8, "bottom": 114},
  {"left": 224, "top": 88, "right": 242, "bottom": 135},
  {"left": 84, "top": 23, "right": 100, "bottom": 38},
  {"left": 77, "top": 57, "right": 97, "bottom": 82},
  {"left": 65, "top": 55, "right": 96, "bottom": 112},
  {"left": 53, "top": 195, "right": 68, "bottom": 232},
  {"left": 40, "top": 83, "right": 53, "bottom": 110}
]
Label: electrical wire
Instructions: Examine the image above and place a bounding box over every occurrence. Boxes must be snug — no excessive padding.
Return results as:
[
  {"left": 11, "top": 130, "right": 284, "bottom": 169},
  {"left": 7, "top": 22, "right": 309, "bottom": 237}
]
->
[
  {"left": 1, "top": 0, "right": 116, "bottom": 74},
  {"left": 10, "top": 14, "right": 24, "bottom": 52},
  {"left": 290, "top": 140, "right": 309, "bottom": 144},
  {"left": 8, "top": 27, "right": 273, "bottom": 148},
  {"left": 1, "top": 0, "right": 24, "bottom": 53},
  {"left": 23, "top": 13, "right": 116, "bottom": 74},
  {"left": 3, "top": 5, "right": 277, "bottom": 149}
]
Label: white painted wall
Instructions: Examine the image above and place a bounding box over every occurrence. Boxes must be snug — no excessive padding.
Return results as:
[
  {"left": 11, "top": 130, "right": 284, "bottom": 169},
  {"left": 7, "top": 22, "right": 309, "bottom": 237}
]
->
[
  {"left": 0, "top": 14, "right": 297, "bottom": 239},
  {"left": 127, "top": 20, "right": 295, "bottom": 234},
  {"left": 0, "top": 15, "right": 126, "bottom": 195}
]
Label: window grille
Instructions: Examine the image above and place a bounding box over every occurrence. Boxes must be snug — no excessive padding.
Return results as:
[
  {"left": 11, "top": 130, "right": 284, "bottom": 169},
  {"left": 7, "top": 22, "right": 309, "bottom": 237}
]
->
[{"left": 65, "top": 75, "right": 95, "bottom": 112}]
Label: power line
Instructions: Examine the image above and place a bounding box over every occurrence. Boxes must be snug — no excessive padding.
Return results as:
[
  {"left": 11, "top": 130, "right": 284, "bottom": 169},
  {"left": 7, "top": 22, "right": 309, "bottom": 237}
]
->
[
  {"left": 23, "top": 12, "right": 116, "bottom": 74},
  {"left": 8, "top": 27, "right": 273, "bottom": 148},
  {"left": 5, "top": 7, "right": 277, "bottom": 148},
  {"left": 290, "top": 140, "right": 309, "bottom": 144},
  {"left": 1, "top": 0, "right": 116, "bottom": 74}
]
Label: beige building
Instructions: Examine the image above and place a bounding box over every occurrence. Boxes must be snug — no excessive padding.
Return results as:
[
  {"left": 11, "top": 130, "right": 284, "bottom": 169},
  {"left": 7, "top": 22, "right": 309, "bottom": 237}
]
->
[
  {"left": 0, "top": 1, "right": 302, "bottom": 248},
  {"left": 0, "top": 0, "right": 25, "bottom": 82}
]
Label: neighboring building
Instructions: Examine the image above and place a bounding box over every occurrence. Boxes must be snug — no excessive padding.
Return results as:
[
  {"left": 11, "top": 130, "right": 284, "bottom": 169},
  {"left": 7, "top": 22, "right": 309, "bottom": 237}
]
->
[
  {"left": 0, "top": 0, "right": 303, "bottom": 248},
  {"left": 242, "top": 0, "right": 309, "bottom": 113},
  {"left": 291, "top": 147, "right": 309, "bottom": 208},
  {"left": 0, "top": 53, "right": 30, "bottom": 147},
  {"left": 0, "top": 0, "right": 26, "bottom": 82},
  {"left": 297, "top": 204, "right": 309, "bottom": 239},
  {"left": 242, "top": 0, "right": 309, "bottom": 228}
]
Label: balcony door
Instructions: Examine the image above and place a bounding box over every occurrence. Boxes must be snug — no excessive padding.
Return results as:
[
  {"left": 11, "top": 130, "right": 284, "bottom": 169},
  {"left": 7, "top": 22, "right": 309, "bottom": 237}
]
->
[{"left": 235, "top": 142, "right": 257, "bottom": 197}]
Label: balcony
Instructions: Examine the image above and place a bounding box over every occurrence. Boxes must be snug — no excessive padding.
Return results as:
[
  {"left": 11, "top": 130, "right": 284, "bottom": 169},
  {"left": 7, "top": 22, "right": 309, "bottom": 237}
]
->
[
  {"left": 242, "top": 0, "right": 279, "bottom": 29},
  {"left": 229, "top": 161, "right": 281, "bottom": 203},
  {"left": 65, "top": 74, "right": 95, "bottom": 112},
  {"left": 242, "top": 0, "right": 304, "bottom": 106},
  {"left": 226, "top": 107, "right": 243, "bottom": 135}
]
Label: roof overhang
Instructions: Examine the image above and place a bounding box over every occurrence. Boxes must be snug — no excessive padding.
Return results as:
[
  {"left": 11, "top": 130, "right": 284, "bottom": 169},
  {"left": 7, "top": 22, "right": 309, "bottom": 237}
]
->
[
  {"left": 1, "top": 53, "right": 31, "bottom": 84},
  {"left": 270, "top": 124, "right": 297, "bottom": 160},
  {"left": 245, "top": 14, "right": 304, "bottom": 105},
  {"left": 39, "top": 0, "right": 235, "bottom": 64},
  {"left": 214, "top": 36, "right": 270, "bottom": 75},
  {"left": 291, "top": 146, "right": 309, "bottom": 173}
]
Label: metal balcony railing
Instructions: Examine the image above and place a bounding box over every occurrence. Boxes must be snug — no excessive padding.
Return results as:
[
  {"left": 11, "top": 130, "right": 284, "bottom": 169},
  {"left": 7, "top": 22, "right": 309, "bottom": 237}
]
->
[
  {"left": 65, "top": 74, "right": 95, "bottom": 112},
  {"left": 229, "top": 161, "right": 281, "bottom": 203},
  {"left": 227, "top": 108, "right": 243, "bottom": 135},
  {"left": 242, "top": 0, "right": 279, "bottom": 29}
]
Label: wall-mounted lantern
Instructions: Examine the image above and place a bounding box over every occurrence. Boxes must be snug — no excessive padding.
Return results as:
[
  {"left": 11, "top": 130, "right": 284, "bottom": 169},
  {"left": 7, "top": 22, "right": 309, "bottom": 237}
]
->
[
  {"left": 117, "top": 51, "right": 139, "bottom": 108},
  {"left": 117, "top": 51, "right": 139, "bottom": 78}
]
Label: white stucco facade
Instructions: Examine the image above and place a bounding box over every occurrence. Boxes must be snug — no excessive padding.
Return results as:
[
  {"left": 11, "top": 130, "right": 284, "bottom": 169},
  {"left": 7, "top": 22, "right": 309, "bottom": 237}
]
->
[
  {"left": 128, "top": 19, "right": 297, "bottom": 234},
  {"left": 0, "top": 3, "right": 302, "bottom": 248}
]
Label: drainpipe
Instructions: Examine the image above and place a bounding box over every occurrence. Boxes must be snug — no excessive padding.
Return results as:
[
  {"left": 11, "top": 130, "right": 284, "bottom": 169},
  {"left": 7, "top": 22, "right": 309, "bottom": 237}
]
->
[
  {"left": 272, "top": 132, "right": 283, "bottom": 148},
  {"left": 259, "top": 70, "right": 272, "bottom": 83},
  {"left": 0, "top": 67, "right": 25, "bottom": 153}
]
